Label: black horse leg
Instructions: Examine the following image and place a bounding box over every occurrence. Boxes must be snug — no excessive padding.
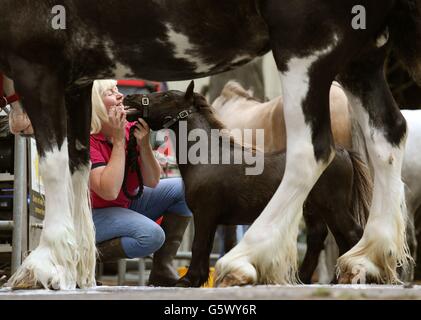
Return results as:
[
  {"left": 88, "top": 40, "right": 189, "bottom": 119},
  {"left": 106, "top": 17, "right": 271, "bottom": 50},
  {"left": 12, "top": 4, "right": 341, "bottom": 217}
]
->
[
  {"left": 65, "top": 84, "right": 97, "bottom": 288},
  {"left": 299, "top": 204, "right": 328, "bottom": 284},
  {"left": 6, "top": 56, "right": 78, "bottom": 290},
  {"left": 176, "top": 215, "right": 217, "bottom": 287}
]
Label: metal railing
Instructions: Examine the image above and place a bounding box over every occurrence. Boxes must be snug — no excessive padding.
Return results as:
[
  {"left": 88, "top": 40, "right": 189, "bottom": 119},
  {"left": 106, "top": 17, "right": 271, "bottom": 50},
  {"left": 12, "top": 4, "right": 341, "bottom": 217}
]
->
[{"left": 11, "top": 135, "right": 28, "bottom": 274}]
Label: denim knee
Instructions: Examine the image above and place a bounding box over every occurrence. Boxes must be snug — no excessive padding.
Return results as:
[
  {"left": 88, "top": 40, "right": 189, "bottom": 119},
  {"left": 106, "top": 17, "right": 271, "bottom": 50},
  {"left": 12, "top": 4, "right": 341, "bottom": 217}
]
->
[
  {"left": 150, "top": 225, "right": 166, "bottom": 253},
  {"left": 122, "top": 223, "right": 166, "bottom": 258}
]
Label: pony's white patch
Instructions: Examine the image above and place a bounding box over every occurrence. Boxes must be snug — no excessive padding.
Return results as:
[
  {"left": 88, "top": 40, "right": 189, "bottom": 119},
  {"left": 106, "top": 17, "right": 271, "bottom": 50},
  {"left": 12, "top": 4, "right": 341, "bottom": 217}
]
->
[
  {"left": 216, "top": 39, "right": 338, "bottom": 285},
  {"left": 165, "top": 24, "right": 213, "bottom": 74},
  {"left": 7, "top": 140, "right": 78, "bottom": 290},
  {"left": 72, "top": 164, "right": 97, "bottom": 288},
  {"left": 337, "top": 92, "right": 410, "bottom": 283}
]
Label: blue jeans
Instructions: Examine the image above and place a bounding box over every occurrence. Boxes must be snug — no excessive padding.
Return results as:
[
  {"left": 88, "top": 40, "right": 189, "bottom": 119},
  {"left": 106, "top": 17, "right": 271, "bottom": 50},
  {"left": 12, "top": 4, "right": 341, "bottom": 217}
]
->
[{"left": 92, "top": 177, "right": 192, "bottom": 258}]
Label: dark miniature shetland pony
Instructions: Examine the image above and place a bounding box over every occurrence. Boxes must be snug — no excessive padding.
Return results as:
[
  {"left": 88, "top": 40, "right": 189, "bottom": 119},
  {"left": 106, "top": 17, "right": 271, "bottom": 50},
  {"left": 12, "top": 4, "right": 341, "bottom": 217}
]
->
[
  {"left": 123, "top": 83, "right": 372, "bottom": 287},
  {"left": 1, "top": 0, "right": 420, "bottom": 288}
]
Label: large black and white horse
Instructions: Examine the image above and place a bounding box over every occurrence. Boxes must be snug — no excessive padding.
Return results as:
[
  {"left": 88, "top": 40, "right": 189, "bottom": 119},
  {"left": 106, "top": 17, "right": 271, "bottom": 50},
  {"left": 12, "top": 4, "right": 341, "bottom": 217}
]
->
[{"left": 0, "top": 0, "right": 420, "bottom": 289}]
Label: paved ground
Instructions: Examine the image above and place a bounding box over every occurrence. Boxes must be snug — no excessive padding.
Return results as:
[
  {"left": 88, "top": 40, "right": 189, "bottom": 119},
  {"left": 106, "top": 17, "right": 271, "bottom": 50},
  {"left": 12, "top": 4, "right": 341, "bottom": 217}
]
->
[{"left": 0, "top": 284, "right": 420, "bottom": 300}]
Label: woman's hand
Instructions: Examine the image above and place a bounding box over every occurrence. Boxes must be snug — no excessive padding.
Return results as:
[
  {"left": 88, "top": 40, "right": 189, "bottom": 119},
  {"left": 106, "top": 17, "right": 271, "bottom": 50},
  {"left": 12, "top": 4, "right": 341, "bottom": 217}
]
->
[
  {"left": 108, "top": 106, "right": 126, "bottom": 145},
  {"left": 133, "top": 118, "right": 151, "bottom": 147},
  {"left": 9, "top": 105, "right": 34, "bottom": 135}
]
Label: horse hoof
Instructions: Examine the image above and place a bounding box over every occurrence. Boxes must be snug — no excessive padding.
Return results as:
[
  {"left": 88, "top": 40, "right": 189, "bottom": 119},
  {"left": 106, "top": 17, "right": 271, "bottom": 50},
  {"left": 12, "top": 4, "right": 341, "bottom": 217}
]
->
[
  {"left": 215, "top": 265, "right": 257, "bottom": 287},
  {"left": 8, "top": 275, "right": 43, "bottom": 291},
  {"left": 215, "top": 258, "right": 257, "bottom": 287},
  {"left": 337, "top": 262, "right": 382, "bottom": 284},
  {"left": 7, "top": 247, "right": 77, "bottom": 290}
]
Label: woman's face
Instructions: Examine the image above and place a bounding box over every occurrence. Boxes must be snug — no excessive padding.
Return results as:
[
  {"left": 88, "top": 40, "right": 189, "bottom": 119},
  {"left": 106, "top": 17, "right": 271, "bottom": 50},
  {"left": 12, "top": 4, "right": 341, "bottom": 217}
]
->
[{"left": 102, "top": 86, "right": 124, "bottom": 111}]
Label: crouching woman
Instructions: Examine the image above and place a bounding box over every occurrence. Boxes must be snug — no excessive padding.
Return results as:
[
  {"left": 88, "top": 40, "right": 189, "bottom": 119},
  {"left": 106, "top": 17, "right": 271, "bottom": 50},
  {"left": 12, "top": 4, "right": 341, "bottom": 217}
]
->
[{"left": 89, "top": 80, "right": 192, "bottom": 286}]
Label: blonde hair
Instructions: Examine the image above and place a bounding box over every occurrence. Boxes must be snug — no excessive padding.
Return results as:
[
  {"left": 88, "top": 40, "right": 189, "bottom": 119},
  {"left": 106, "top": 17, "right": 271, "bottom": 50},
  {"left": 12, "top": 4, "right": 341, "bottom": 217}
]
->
[{"left": 90, "top": 79, "right": 118, "bottom": 134}]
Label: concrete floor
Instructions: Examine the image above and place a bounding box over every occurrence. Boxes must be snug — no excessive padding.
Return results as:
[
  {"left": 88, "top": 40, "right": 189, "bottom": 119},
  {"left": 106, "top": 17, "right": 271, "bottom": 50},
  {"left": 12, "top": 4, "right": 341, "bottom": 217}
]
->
[{"left": 0, "top": 285, "right": 420, "bottom": 300}]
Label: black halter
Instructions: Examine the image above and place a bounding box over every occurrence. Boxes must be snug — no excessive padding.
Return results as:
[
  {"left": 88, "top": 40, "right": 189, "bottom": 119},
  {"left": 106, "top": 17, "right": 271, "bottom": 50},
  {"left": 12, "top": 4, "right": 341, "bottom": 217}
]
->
[{"left": 162, "top": 108, "right": 195, "bottom": 129}]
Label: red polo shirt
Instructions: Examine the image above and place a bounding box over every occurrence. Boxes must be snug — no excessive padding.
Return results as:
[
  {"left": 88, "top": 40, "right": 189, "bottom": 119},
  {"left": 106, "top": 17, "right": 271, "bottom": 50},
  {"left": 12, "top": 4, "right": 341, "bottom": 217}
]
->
[{"left": 90, "top": 122, "right": 141, "bottom": 209}]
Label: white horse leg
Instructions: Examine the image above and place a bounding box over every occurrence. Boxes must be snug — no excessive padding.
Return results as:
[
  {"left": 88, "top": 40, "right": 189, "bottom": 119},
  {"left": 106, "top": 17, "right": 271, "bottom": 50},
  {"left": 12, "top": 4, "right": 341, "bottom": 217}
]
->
[
  {"left": 71, "top": 164, "right": 97, "bottom": 288},
  {"left": 7, "top": 140, "right": 78, "bottom": 289},
  {"left": 215, "top": 44, "right": 337, "bottom": 286},
  {"left": 337, "top": 90, "right": 410, "bottom": 283}
]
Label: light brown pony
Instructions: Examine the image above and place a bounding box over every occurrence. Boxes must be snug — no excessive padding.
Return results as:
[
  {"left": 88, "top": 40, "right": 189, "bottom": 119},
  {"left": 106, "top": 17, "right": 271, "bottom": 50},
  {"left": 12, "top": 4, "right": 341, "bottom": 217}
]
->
[{"left": 212, "top": 81, "right": 352, "bottom": 153}]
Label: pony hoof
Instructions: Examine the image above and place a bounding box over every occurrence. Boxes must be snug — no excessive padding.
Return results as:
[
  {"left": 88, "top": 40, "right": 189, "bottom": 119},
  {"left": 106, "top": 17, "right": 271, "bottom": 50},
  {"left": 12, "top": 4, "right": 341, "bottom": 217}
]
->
[{"left": 175, "top": 278, "right": 193, "bottom": 288}]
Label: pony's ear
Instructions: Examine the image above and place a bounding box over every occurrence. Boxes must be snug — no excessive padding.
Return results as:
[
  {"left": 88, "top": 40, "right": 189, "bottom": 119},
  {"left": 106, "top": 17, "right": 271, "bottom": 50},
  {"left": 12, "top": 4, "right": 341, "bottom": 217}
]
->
[{"left": 184, "top": 81, "right": 195, "bottom": 102}]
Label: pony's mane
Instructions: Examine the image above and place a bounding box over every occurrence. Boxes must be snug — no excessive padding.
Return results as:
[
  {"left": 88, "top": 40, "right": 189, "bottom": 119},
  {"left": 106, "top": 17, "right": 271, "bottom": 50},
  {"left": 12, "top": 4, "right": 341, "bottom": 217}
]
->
[
  {"left": 193, "top": 94, "right": 228, "bottom": 129},
  {"left": 220, "top": 81, "right": 261, "bottom": 103},
  {"left": 193, "top": 93, "right": 258, "bottom": 152}
]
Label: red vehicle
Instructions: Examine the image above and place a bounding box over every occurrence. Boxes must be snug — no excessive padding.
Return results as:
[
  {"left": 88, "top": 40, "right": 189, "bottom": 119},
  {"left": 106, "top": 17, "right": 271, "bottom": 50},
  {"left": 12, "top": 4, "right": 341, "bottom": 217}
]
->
[{"left": 117, "top": 79, "right": 165, "bottom": 96}]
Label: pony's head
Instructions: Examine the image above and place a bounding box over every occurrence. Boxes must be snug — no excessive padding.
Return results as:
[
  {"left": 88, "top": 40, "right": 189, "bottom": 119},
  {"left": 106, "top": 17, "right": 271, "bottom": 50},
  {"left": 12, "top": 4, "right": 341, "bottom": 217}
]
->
[{"left": 124, "top": 81, "right": 198, "bottom": 130}]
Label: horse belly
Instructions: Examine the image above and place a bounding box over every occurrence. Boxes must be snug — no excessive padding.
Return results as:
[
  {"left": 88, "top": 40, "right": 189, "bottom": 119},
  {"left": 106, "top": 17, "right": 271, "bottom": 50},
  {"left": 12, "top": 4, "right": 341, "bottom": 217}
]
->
[{"left": 70, "top": 0, "right": 270, "bottom": 82}]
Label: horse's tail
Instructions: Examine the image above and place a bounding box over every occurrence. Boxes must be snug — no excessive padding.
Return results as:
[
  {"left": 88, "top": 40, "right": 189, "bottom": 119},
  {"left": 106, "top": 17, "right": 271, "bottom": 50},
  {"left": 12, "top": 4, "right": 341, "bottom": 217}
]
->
[
  {"left": 348, "top": 150, "right": 373, "bottom": 227},
  {"left": 389, "top": 0, "right": 421, "bottom": 85}
]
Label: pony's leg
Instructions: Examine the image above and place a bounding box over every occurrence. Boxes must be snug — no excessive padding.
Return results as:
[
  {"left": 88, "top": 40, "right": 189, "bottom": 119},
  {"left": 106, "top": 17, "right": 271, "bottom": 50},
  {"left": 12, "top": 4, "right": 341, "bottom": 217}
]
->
[
  {"left": 215, "top": 40, "right": 340, "bottom": 286},
  {"left": 176, "top": 215, "right": 217, "bottom": 288},
  {"left": 337, "top": 47, "right": 410, "bottom": 284},
  {"left": 65, "top": 85, "right": 97, "bottom": 288},
  {"left": 223, "top": 226, "right": 238, "bottom": 253},
  {"left": 299, "top": 204, "right": 328, "bottom": 284},
  {"left": 6, "top": 58, "right": 77, "bottom": 290}
]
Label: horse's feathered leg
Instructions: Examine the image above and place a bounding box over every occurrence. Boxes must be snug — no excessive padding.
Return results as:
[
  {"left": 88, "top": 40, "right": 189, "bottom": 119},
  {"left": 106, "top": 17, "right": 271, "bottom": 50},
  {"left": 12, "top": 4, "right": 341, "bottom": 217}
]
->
[
  {"left": 6, "top": 57, "right": 77, "bottom": 290},
  {"left": 215, "top": 36, "right": 340, "bottom": 286},
  {"left": 65, "top": 84, "right": 97, "bottom": 289},
  {"left": 337, "top": 44, "right": 411, "bottom": 284}
]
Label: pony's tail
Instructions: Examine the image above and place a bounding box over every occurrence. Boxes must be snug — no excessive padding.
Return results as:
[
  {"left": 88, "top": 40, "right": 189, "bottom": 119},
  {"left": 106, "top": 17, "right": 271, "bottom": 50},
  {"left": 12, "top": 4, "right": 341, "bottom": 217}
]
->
[
  {"left": 389, "top": 0, "right": 421, "bottom": 85},
  {"left": 348, "top": 150, "right": 373, "bottom": 227}
]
